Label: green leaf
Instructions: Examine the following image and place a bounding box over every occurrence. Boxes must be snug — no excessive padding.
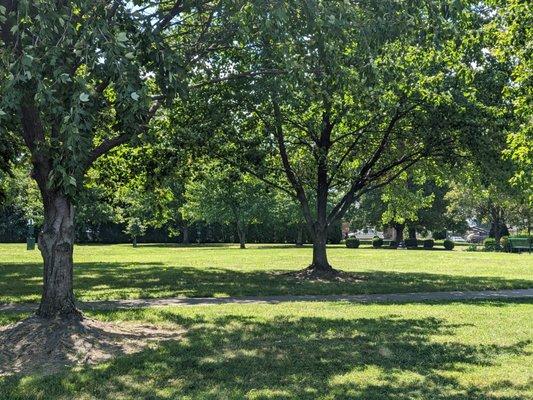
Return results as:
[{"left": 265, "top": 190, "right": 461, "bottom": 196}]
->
[
  {"left": 59, "top": 73, "right": 71, "bottom": 83},
  {"left": 79, "top": 93, "right": 90, "bottom": 102},
  {"left": 22, "top": 54, "right": 33, "bottom": 66},
  {"left": 116, "top": 32, "right": 128, "bottom": 43}
]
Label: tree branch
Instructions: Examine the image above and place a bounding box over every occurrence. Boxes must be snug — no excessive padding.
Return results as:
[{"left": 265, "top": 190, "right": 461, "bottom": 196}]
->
[
  {"left": 85, "top": 101, "right": 161, "bottom": 168},
  {"left": 272, "top": 98, "right": 315, "bottom": 230},
  {"left": 153, "top": 0, "right": 183, "bottom": 35}
]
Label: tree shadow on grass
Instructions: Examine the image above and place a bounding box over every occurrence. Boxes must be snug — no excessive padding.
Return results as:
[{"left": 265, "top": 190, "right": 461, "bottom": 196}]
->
[
  {"left": 1, "top": 262, "right": 532, "bottom": 303},
  {"left": 0, "top": 311, "right": 530, "bottom": 399}
]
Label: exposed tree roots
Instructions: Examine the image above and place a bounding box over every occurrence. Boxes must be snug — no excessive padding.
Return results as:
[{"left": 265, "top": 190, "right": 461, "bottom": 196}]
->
[
  {"left": 0, "top": 315, "right": 183, "bottom": 376},
  {"left": 285, "top": 265, "right": 366, "bottom": 282}
]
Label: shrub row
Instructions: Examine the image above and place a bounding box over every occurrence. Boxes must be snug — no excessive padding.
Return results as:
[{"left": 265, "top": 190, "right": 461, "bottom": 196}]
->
[
  {"left": 345, "top": 237, "right": 360, "bottom": 248},
  {"left": 346, "top": 237, "right": 454, "bottom": 250}
]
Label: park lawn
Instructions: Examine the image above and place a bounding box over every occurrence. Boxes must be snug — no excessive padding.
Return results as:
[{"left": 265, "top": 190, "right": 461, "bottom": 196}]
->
[
  {"left": 0, "top": 243, "right": 531, "bottom": 303},
  {"left": 0, "top": 300, "right": 532, "bottom": 399}
]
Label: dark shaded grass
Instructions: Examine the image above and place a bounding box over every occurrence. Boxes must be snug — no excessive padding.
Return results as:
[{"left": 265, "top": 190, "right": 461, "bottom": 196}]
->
[
  {"left": 1, "top": 301, "right": 531, "bottom": 399},
  {"left": 1, "top": 262, "right": 532, "bottom": 304}
]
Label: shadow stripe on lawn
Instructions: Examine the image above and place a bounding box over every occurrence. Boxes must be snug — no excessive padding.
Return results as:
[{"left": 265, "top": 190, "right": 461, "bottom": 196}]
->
[{"left": 1, "top": 288, "right": 532, "bottom": 313}]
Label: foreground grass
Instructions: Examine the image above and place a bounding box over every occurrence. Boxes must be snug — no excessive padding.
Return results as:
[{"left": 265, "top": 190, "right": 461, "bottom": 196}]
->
[
  {"left": 0, "top": 243, "right": 531, "bottom": 303},
  {"left": 1, "top": 300, "right": 532, "bottom": 399}
]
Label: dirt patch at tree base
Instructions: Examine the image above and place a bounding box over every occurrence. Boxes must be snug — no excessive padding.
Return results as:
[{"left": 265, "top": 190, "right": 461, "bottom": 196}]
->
[
  {"left": 285, "top": 265, "right": 367, "bottom": 282},
  {"left": 0, "top": 315, "right": 184, "bottom": 376}
]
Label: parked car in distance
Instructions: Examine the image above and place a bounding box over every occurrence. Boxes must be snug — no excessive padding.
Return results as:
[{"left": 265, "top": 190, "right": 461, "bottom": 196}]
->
[
  {"left": 466, "top": 233, "right": 487, "bottom": 243},
  {"left": 449, "top": 236, "right": 466, "bottom": 243}
]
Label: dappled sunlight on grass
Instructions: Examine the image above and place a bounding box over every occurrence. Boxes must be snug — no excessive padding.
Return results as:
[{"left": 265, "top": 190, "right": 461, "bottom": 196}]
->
[
  {"left": 0, "top": 243, "right": 531, "bottom": 303},
  {"left": 0, "top": 301, "right": 531, "bottom": 399}
]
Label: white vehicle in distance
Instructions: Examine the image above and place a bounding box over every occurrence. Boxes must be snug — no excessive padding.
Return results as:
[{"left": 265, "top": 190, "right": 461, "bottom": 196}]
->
[{"left": 449, "top": 235, "right": 466, "bottom": 243}]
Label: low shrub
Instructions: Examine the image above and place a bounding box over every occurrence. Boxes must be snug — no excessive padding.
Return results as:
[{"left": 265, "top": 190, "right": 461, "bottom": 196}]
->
[
  {"left": 423, "top": 239, "right": 434, "bottom": 249},
  {"left": 465, "top": 244, "right": 478, "bottom": 252},
  {"left": 443, "top": 239, "right": 454, "bottom": 250},
  {"left": 345, "top": 237, "right": 360, "bottom": 248},
  {"left": 404, "top": 238, "right": 418, "bottom": 248},
  {"left": 372, "top": 237, "right": 384, "bottom": 248},
  {"left": 501, "top": 236, "right": 511, "bottom": 252},
  {"left": 483, "top": 238, "right": 501, "bottom": 252},
  {"left": 389, "top": 240, "right": 398, "bottom": 249}
]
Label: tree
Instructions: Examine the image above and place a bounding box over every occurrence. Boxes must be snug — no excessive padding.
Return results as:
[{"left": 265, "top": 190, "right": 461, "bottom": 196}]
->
[
  {"left": 0, "top": 161, "right": 43, "bottom": 241},
  {"left": 196, "top": 0, "right": 483, "bottom": 276},
  {"left": 347, "top": 170, "right": 466, "bottom": 242},
  {"left": 489, "top": 0, "right": 532, "bottom": 205},
  {"left": 0, "top": 0, "right": 227, "bottom": 318},
  {"left": 379, "top": 172, "right": 435, "bottom": 241},
  {"left": 182, "top": 161, "right": 273, "bottom": 249},
  {"left": 446, "top": 177, "right": 524, "bottom": 244}
]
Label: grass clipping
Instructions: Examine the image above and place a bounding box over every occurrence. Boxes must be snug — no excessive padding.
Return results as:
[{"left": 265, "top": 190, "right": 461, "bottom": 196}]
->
[{"left": 0, "top": 315, "right": 183, "bottom": 376}]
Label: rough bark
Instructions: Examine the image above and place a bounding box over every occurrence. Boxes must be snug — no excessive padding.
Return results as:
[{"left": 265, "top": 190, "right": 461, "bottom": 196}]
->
[
  {"left": 309, "top": 224, "right": 332, "bottom": 272},
  {"left": 296, "top": 224, "right": 304, "bottom": 247},
  {"left": 36, "top": 191, "right": 80, "bottom": 319},
  {"left": 181, "top": 225, "right": 189, "bottom": 244},
  {"left": 393, "top": 223, "right": 405, "bottom": 242},
  {"left": 489, "top": 205, "right": 506, "bottom": 244},
  {"left": 236, "top": 222, "right": 246, "bottom": 249}
]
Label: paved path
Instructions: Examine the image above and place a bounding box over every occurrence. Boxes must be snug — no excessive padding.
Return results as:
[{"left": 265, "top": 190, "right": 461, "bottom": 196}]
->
[{"left": 1, "top": 289, "right": 531, "bottom": 313}]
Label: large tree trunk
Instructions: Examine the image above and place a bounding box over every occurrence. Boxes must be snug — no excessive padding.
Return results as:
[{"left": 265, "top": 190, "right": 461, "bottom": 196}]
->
[
  {"left": 310, "top": 224, "right": 332, "bottom": 272},
  {"left": 37, "top": 191, "right": 80, "bottom": 319}
]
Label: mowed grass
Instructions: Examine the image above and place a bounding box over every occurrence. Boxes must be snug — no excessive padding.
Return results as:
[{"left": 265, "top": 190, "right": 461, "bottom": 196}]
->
[
  {"left": 0, "top": 243, "right": 531, "bottom": 303},
  {"left": 1, "top": 300, "right": 532, "bottom": 399}
]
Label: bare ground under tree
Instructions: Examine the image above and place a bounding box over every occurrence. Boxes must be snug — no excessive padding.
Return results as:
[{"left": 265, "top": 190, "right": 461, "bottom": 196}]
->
[
  {"left": 0, "top": 316, "right": 184, "bottom": 376},
  {"left": 285, "top": 265, "right": 367, "bottom": 282}
]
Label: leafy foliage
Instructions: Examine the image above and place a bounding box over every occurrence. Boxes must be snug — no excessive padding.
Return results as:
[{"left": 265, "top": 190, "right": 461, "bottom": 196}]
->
[
  {"left": 182, "top": 161, "right": 275, "bottom": 247},
  {"left": 423, "top": 239, "right": 435, "bottom": 249},
  {"left": 443, "top": 239, "right": 455, "bottom": 250},
  {"left": 345, "top": 237, "right": 360, "bottom": 249},
  {"left": 405, "top": 238, "right": 419, "bottom": 248},
  {"left": 372, "top": 237, "right": 384, "bottom": 248}
]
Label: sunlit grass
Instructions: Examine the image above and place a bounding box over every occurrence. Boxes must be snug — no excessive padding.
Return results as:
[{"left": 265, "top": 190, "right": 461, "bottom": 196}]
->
[
  {"left": 0, "top": 243, "right": 531, "bottom": 303},
  {"left": 1, "top": 300, "right": 531, "bottom": 399}
]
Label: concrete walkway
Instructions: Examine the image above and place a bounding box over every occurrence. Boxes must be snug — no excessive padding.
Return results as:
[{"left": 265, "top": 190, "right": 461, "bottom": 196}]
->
[{"left": 1, "top": 289, "right": 532, "bottom": 313}]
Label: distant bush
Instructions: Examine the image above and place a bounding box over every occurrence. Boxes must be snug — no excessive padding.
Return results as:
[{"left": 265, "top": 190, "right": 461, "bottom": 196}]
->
[
  {"left": 372, "top": 237, "right": 384, "bottom": 248},
  {"left": 423, "top": 239, "right": 434, "bottom": 249},
  {"left": 465, "top": 244, "right": 478, "bottom": 252},
  {"left": 345, "top": 237, "right": 360, "bottom": 248},
  {"left": 500, "top": 236, "right": 511, "bottom": 252},
  {"left": 404, "top": 238, "right": 418, "bottom": 248},
  {"left": 483, "top": 238, "right": 501, "bottom": 252},
  {"left": 433, "top": 230, "right": 447, "bottom": 240},
  {"left": 443, "top": 239, "right": 454, "bottom": 250},
  {"left": 389, "top": 240, "right": 398, "bottom": 249}
]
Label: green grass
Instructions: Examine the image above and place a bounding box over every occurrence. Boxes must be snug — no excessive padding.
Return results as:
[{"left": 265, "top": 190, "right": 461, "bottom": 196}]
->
[
  {"left": 0, "top": 243, "right": 531, "bottom": 303},
  {"left": 1, "top": 300, "right": 532, "bottom": 399}
]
